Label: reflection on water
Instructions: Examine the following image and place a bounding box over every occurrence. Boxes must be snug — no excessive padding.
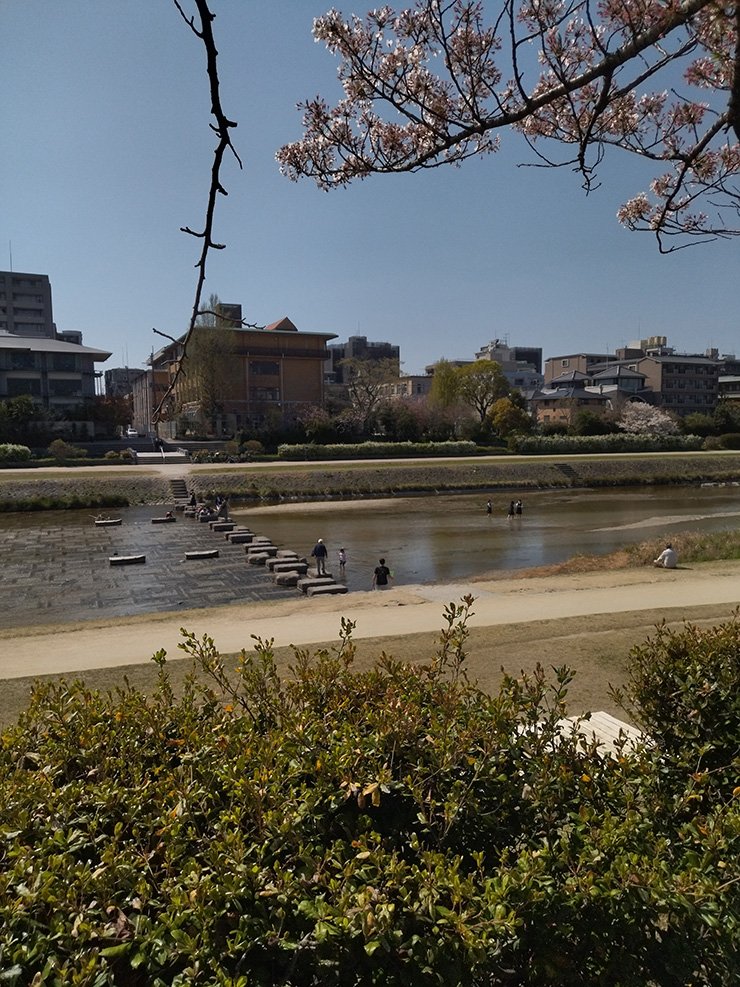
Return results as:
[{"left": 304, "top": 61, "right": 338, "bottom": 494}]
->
[{"left": 233, "top": 484, "right": 740, "bottom": 591}]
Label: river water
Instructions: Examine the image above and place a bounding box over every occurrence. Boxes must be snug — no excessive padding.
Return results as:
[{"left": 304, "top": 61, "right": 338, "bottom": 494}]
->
[
  {"left": 234, "top": 484, "right": 740, "bottom": 591},
  {"left": 2, "top": 485, "right": 739, "bottom": 623}
]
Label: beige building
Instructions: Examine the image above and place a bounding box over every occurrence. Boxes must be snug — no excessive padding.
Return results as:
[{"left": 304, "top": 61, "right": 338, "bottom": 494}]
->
[{"left": 152, "top": 314, "right": 336, "bottom": 435}]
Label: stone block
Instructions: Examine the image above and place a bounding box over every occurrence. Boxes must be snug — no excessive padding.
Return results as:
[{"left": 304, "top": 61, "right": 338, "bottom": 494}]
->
[
  {"left": 307, "top": 583, "right": 349, "bottom": 597},
  {"left": 297, "top": 576, "right": 335, "bottom": 594},
  {"left": 274, "top": 571, "right": 300, "bottom": 586}
]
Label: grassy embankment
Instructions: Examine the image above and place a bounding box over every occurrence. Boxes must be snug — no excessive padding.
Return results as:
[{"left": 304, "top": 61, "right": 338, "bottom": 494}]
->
[{"left": 2, "top": 450, "right": 740, "bottom": 510}]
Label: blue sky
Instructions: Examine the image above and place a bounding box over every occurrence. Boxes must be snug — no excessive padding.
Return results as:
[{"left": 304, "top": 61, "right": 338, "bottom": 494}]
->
[{"left": 2, "top": 0, "right": 737, "bottom": 375}]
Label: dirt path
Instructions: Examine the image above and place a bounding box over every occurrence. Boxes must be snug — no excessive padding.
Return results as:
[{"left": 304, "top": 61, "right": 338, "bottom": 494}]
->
[{"left": 3, "top": 561, "right": 738, "bottom": 681}]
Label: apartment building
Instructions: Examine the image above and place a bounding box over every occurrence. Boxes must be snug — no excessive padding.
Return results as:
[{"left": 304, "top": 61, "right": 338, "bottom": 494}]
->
[
  {"left": 325, "top": 335, "right": 400, "bottom": 385},
  {"left": 0, "top": 270, "right": 55, "bottom": 338}
]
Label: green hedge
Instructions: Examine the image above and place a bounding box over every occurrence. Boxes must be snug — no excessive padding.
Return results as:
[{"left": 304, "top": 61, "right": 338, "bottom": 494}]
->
[
  {"left": 509, "top": 433, "right": 704, "bottom": 454},
  {"left": 0, "top": 607, "right": 737, "bottom": 985},
  {"left": 278, "top": 440, "right": 479, "bottom": 460}
]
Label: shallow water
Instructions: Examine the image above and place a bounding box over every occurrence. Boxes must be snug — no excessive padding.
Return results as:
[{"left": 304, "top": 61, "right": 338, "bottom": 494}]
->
[
  {"left": 1, "top": 485, "right": 739, "bottom": 622},
  {"left": 234, "top": 484, "right": 740, "bottom": 591}
]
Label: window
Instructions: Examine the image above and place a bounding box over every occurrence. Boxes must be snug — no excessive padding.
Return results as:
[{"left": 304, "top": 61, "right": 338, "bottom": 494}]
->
[
  {"left": 53, "top": 353, "right": 76, "bottom": 372},
  {"left": 561, "top": 359, "right": 570, "bottom": 368},
  {"left": 48, "top": 379, "right": 82, "bottom": 397},
  {"left": 249, "top": 361, "right": 280, "bottom": 376},
  {"left": 250, "top": 386, "right": 280, "bottom": 402},
  {"left": 10, "top": 351, "right": 36, "bottom": 370},
  {"left": 7, "top": 378, "right": 41, "bottom": 397}
]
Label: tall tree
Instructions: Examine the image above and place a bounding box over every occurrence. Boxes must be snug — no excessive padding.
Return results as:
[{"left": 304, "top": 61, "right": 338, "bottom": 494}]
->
[
  {"left": 428, "top": 359, "right": 461, "bottom": 408},
  {"left": 341, "top": 356, "right": 399, "bottom": 432},
  {"left": 184, "top": 293, "right": 240, "bottom": 434},
  {"left": 277, "top": 0, "right": 740, "bottom": 251},
  {"left": 455, "top": 360, "right": 510, "bottom": 422}
]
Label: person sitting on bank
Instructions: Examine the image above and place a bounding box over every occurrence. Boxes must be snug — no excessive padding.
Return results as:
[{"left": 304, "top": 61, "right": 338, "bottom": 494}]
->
[{"left": 653, "top": 543, "right": 677, "bottom": 569}]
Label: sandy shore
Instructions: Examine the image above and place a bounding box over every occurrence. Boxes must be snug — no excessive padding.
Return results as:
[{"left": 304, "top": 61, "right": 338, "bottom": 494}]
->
[{"left": 2, "top": 560, "right": 739, "bottom": 681}]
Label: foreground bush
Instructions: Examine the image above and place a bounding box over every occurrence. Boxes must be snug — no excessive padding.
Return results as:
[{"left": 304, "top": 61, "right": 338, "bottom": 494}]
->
[{"left": 1, "top": 603, "right": 738, "bottom": 985}]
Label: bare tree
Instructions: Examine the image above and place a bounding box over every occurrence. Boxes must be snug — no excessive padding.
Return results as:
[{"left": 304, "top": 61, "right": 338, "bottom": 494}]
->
[
  {"left": 342, "top": 356, "right": 400, "bottom": 431},
  {"left": 277, "top": 0, "right": 740, "bottom": 251}
]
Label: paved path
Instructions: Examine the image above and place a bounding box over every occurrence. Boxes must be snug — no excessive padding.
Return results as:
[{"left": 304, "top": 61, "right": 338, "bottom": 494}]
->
[{"left": 2, "top": 561, "right": 738, "bottom": 681}]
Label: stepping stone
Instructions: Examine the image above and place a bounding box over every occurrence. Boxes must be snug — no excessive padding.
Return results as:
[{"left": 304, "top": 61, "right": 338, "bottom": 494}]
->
[
  {"left": 210, "top": 521, "right": 235, "bottom": 532},
  {"left": 109, "top": 554, "right": 146, "bottom": 566},
  {"left": 297, "top": 576, "right": 335, "bottom": 594},
  {"left": 271, "top": 561, "right": 308, "bottom": 575},
  {"left": 307, "top": 583, "right": 348, "bottom": 597},
  {"left": 247, "top": 552, "right": 272, "bottom": 565},
  {"left": 274, "top": 571, "right": 300, "bottom": 586},
  {"left": 246, "top": 544, "right": 277, "bottom": 557},
  {"left": 228, "top": 532, "right": 255, "bottom": 544},
  {"left": 266, "top": 555, "right": 299, "bottom": 571},
  {"left": 185, "top": 549, "right": 219, "bottom": 560},
  {"left": 276, "top": 549, "right": 300, "bottom": 558}
]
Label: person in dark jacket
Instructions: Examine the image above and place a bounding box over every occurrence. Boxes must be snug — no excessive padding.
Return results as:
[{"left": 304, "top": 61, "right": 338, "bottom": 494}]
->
[{"left": 311, "top": 538, "right": 328, "bottom": 575}]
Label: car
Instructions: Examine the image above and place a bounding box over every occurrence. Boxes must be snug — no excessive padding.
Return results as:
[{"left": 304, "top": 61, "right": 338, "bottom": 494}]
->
[{"left": 125, "top": 427, "right": 139, "bottom": 438}]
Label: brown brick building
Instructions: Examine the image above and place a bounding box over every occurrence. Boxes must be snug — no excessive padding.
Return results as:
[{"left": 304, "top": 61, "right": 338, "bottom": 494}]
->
[{"left": 151, "top": 314, "right": 336, "bottom": 436}]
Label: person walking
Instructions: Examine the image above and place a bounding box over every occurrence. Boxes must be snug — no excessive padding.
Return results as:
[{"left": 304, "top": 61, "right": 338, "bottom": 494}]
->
[
  {"left": 486, "top": 499, "right": 492, "bottom": 515},
  {"left": 515, "top": 499, "right": 523, "bottom": 516},
  {"left": 338, "top": 547, "right": 347, "bottom": 575},
  {"left": 311, "top": 538, "right": 328, "bottom": 575},
  {"left": 507, "top": 500, "right": 515, "bottom": 518},
  {"left": 372, "top": 557, "right": 392, "bottom": 590}
]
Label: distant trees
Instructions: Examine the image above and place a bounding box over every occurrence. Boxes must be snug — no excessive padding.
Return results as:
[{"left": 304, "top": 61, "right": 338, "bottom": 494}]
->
[
  {"left": 0, "top": 396, "right": 54, "bottom": 446},
  {"left": 489, "top": 395, "right": 533, "bottom": 439},
  {"left": 341, "top": 356, "right": 400, "bottom": 432},
  {"left": 454, "top": 360, "right": 510, "bottom": 422},
  {"left": 618, "top": 402, "right": 681, "bottom": 437}
]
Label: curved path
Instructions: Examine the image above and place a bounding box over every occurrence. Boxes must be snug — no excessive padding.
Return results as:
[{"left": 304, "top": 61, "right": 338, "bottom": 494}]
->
[{"left": 2, "top": 561, "right": 738, "bottom": 681}]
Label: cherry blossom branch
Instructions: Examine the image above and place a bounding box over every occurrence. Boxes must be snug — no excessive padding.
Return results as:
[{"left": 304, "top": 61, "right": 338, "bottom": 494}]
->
[
  {"left": 277, "top": 0, "right": 739, "bottom": 247},
  {"left": 153, "top": 0, "right": 241, "bottom": 424}
]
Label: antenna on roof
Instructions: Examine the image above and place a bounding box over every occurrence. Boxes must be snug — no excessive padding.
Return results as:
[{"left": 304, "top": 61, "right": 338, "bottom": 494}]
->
[{"left": 8, "top": 241, "right": 12, "bottom": 272}]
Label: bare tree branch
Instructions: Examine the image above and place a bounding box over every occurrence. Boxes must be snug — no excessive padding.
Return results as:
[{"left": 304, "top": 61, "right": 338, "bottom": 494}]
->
[{"left": 153, "top": 0, "right": 241, "bottom": 424}]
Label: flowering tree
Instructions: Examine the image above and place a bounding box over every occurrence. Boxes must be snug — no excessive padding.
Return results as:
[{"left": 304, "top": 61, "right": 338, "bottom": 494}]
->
[
  {"left": 617, "top": 401, "right": 681, "bottom": 435},
  {"left": 277, "top": 0, "right": 740, "bottom": 251}
]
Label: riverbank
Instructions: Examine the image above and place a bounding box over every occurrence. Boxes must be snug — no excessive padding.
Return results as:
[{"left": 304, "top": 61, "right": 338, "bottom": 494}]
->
[
  {"left": 2, "top": 560, "right": 739, "bottom": 726},
  {"left": 1, "top": 450, "right": 740, "bottom": 510}
]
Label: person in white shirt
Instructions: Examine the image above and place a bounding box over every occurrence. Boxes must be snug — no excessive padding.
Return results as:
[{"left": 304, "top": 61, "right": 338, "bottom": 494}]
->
[{"left": 653, "top": 543, "right": 677, "bottom": 569}]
